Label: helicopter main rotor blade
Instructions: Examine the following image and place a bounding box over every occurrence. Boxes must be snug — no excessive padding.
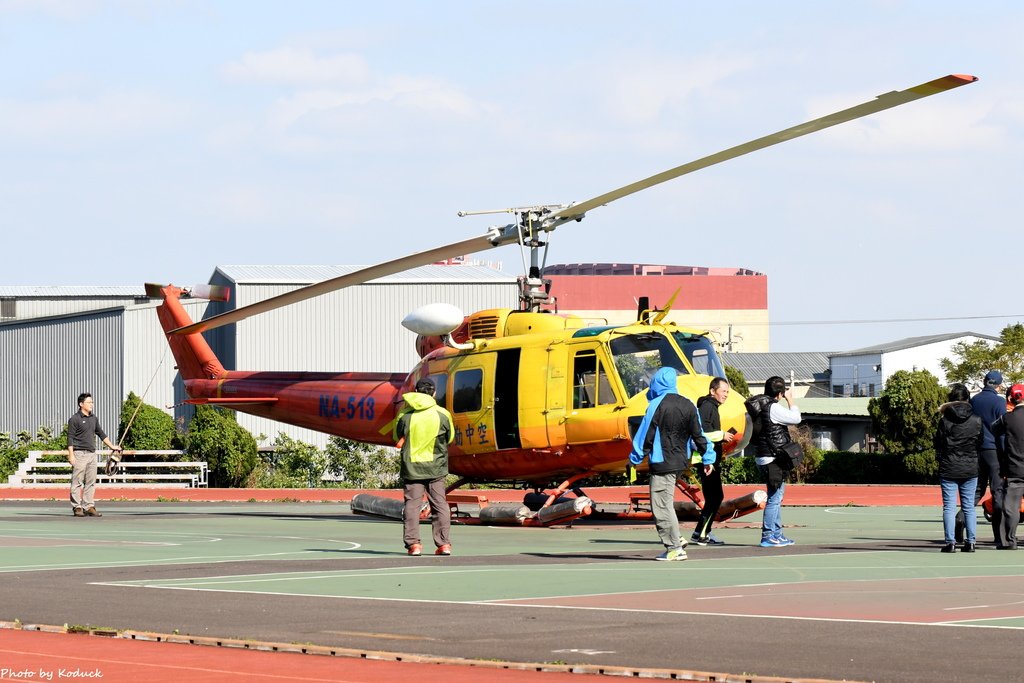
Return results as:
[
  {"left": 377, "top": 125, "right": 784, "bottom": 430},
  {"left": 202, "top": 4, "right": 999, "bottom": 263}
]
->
[
  {"left": 170, "top": 231, "right": 509, "bottom": 335},
  {"left": 545, "top": 73, "right": 977, "bottom": 227}
]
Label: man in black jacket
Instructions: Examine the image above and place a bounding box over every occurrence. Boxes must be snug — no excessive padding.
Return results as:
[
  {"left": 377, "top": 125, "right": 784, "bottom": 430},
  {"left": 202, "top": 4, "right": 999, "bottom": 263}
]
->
[
  {"left": 692, "top": 377, "right": 736, "bottom": 546},
  {"left": 965, "top": 370, "right": 1007, "bottom": 544},
  {"left": 994, "top": 383, "right": 1024, "bottom": 549}
]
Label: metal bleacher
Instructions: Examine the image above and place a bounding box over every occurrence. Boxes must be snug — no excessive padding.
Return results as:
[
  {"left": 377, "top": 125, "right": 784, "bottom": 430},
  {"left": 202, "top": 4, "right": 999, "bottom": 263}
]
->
[{"left": 7, "top": 450, "right": 208, "bottom": 488}]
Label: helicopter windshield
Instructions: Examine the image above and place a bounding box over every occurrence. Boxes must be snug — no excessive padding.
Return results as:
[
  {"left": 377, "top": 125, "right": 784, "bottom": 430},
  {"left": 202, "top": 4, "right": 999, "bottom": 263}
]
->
[
  {"left": 671, "top": 332, "right": 726, "bottom": 378},
  {"left": 609, "top": 333, "right": 687, "bottom": 399}
]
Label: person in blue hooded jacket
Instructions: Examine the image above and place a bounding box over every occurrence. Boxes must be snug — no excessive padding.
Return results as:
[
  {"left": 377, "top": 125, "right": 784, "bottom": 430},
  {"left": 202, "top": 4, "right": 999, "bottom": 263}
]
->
[{"left": 630, "top": 367, "right": 712, "bottom": 561}]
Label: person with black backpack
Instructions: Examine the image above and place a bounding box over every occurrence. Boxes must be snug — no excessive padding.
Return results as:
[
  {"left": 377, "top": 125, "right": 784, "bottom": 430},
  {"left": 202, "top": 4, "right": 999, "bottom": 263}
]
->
[{"left": 745, "top": 376, "right": 801, "bottom": 547}]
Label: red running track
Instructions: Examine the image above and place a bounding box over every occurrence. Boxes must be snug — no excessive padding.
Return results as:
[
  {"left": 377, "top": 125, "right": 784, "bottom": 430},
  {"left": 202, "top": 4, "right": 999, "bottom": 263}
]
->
[{"left": 0, "top": 484, "right": 940, "bottom": 506}]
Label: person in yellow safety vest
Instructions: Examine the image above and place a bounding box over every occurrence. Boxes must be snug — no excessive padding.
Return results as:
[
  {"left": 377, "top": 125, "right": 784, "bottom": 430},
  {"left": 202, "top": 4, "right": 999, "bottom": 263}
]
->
[{"left": 394, "top": 378, "right": 454, "bottom": 557}]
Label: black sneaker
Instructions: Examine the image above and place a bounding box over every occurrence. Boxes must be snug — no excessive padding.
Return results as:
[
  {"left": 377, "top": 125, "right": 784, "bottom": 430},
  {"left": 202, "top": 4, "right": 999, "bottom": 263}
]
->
[
  {"left": 962, "top": 542, "right": 976, "bottom": 553},
  {"left": 941, "top": 543, "right": 956, "bottom": 553},
  {"left": 693, "top": 533, "right": 725, "bottom": 547}
]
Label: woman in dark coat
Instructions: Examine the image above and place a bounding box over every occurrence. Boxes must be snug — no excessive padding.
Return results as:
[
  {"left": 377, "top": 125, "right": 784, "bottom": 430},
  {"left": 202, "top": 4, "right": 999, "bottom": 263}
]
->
[{"left": 934, "top": 383, "right": 983, "bottom": 552}]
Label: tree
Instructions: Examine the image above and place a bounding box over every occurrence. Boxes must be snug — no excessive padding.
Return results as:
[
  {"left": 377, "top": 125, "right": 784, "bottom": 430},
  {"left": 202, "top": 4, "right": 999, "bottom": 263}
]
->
[
  {"left": 182, "top": 406, "right": 258, "bottom": 487},
  {"left": 868, "top": 369, "right": 946, "bottom": 479},
  {"left": 272, "top": 433, "right": 327, "bottom": 488},
  {"left": 118, "top": 392, "right": 179, "bottom": 451},
  {"left": 724, "top": 365, "right": 750, "bottom": 398},
  {"left": 940, "top": 323, "right": 1024, "bottom": 389},
  {"left": 325, "top": 436, "right": 400, "bottom": 488}
]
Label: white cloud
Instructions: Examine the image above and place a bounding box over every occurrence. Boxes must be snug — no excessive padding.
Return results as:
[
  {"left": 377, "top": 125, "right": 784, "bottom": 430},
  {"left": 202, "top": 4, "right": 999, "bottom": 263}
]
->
[
  {"left": 597, "top": 52, "right": 756, "bottom": 125},
  {"left": 222, "top": 47, "right": 369, "bottom": 87},
  {"left": 0, "top": 91, "right": 191, "bottom": 145}
]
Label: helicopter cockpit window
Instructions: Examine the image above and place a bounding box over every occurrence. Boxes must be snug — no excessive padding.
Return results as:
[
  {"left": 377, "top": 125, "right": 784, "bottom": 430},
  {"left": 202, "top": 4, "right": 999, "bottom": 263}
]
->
[
  {"left": 572, "top": 351, "right": 617, "bottom": 409},
  {"left": 671, "top": 332, "right": 726, "bottom": 378},
  {"left": 609, "top": 333, "right": 687, "bottom": 399},
  {"left": 452, "top": 368, "right": 483, "bottom": 413},
  {"left": 428, "top": 372, "right": 448, "bottom": 409}
]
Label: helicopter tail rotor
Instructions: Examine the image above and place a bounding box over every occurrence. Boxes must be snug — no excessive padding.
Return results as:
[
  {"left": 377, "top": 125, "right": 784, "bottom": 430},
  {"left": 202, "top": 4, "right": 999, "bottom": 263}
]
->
[{"left": 144, "top": 283, "right": 231, "bottom": 302}]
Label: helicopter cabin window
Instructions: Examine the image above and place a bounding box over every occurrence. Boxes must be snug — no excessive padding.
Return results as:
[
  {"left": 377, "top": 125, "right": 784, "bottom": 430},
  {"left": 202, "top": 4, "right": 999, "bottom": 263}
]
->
[
  {"left": 572, "top": 351, "right": 616, "bottom": 409},
  {"left": 671, "top": 332, "right": 726, "bottom": 378},
  {"left": 609, "top": 333, "right": 687, "bottom": 399},
  {"left": 452, "top": 368, "right": 483, "bottom": 413},
  {"left": 428, "top": 372, "right": 448, "bottom": 409}
]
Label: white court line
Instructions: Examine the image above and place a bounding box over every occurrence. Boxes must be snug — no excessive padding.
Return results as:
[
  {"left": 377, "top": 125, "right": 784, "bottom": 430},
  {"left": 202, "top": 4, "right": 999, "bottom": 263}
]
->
[
  {"left": 944, "top": 598, "right": 1024, "bottom": 611},
  {"left": 85, "top": 581, "right": 1024, "bottom": 631},
  {"left": 822, "top": 507, "right": 932, "bottom": 516},
  {"left": 0, "top": 527, "right": 223, "bottom": 544},
  {"left": 0, "top": 550, "right": 332, "bottom": 573},
  {"left": 93, "top": 558, "right": 1024, "bottom": 605},
  {"left": 936, "top": 614, "right": 1024, "bottom": 625},
  {"left": 0, "top": 535, "right": 176, "bottom": 547}
]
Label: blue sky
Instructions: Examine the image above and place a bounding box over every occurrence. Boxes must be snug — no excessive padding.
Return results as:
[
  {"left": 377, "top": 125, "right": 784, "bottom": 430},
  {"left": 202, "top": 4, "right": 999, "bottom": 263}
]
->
[{"left": 2, "top": 1, "right": 1021, "bottom": 352}]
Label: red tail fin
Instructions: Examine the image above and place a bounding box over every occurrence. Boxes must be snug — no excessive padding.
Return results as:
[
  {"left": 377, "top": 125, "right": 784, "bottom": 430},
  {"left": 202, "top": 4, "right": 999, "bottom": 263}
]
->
[{"left": 151, "top": 285, "right": 226, "bottom": 381}]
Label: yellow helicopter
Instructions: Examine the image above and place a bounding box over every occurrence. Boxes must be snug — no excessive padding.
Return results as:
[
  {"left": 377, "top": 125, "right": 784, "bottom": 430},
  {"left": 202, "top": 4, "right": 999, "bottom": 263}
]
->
[{"left": 152, "top": 74, "right": 976, "bottom": 525}]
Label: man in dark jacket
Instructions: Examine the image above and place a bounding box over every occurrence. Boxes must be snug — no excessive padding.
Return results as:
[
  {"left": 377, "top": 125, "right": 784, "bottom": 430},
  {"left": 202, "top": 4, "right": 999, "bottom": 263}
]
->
[
  {"left": 993, "top": 383, "right": 1024, "bottom": 549},
  {"left": 935, "top": 384, "right": 983, "bottom": 552},
  {"left": 630, "top": 367, "right": 711, "bottom": 561},
  {"left": 745, "top": 376, "right": 801, "bottom": 547},
  {"left": 964, "top": 370, "right": 1007, "bottom": 544},
  {"left": 691, "top": 377, "right": 736, "bottom": 546},
  {"left": 394, "top": 378, "right": 454, "bottom": 556}
]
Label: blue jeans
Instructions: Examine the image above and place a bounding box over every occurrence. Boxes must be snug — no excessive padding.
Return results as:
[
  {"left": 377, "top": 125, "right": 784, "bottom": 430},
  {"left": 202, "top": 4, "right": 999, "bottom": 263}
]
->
[
  {"left": 941, "top": 477, "right": 977, "bottom": 544},
  {"left": 757, "top": 463, "right": 785, "bottom": 541}
]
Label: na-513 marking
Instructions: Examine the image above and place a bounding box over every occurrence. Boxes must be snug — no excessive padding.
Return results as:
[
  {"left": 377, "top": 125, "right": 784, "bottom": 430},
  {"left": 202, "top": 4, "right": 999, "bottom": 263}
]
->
[{"left": 319, "top": 395, "right": 376, "bottom": 420}]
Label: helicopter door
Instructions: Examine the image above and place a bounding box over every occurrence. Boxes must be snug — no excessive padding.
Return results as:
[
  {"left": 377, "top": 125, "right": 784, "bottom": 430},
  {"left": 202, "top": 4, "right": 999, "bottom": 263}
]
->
[
  {"left": 449, "top": 354, "right": 498, "bottom": 456},
  {"left": 493, "top": 349, "right": 521, "bottom": 450},
  {"left": 563, "top": 347, "right": 622, "bottom": 444}
]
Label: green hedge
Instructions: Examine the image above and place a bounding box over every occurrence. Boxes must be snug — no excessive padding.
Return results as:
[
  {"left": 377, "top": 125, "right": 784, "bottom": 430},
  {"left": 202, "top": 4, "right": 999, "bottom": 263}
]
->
[
  {"left": 718, "top": 450, "right": 935, "bottom": 485},
  {"left": 810, "top": 450, "right": 933, "bottom": 485}
]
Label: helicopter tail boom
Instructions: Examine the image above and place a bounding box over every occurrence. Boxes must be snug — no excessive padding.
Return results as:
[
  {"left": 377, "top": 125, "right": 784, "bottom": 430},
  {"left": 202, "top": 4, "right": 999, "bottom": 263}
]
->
[{"left": 151, "top": 284, "right": 227, "bottom": 381}]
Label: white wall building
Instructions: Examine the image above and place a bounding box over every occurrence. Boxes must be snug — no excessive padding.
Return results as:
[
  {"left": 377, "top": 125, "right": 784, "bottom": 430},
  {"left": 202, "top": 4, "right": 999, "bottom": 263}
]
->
[{"left": 829, "top": 332, "right": 1000, "bottom": 397}]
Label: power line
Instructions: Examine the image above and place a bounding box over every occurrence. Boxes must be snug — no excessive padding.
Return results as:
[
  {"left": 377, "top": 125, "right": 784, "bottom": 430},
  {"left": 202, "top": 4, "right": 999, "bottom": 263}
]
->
[{"left": 720, "top": 314, "right": 1024, "bottom": 328}]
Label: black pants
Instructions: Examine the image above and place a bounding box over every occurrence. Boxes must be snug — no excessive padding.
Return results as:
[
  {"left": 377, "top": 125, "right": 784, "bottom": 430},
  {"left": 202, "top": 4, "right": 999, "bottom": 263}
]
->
[
  {"left": 1000, "top": 477, "right": 1024, "bottom": 549},
  {"left": 955, "top": 449, "right": 1004, "bottom": 543},
  {"left": 694, "top": 462, "right": 724, "bottom": 539}
]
